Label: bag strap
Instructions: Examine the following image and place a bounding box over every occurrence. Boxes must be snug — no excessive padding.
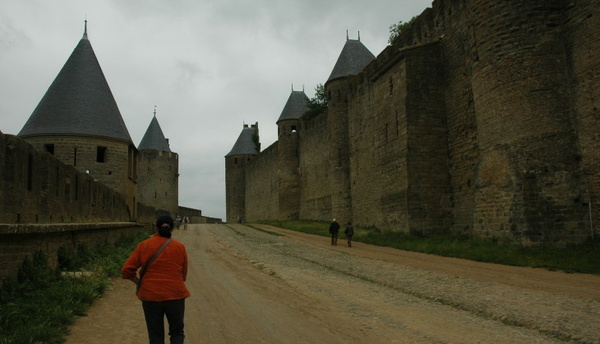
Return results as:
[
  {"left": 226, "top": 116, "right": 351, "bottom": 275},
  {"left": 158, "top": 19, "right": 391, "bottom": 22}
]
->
[{"left": 139, "top": 238, "right": 172, "bottom": 280}]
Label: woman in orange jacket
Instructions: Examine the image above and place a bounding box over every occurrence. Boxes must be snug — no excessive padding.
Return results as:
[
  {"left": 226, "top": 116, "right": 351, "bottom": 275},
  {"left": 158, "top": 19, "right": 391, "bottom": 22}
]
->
[{"left": 122, "top": 215, "right": 190, "bottom": 344}]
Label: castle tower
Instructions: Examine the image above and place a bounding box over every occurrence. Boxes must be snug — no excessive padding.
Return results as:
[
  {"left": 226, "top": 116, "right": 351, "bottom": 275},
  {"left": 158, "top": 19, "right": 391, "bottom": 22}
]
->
[
  {"left": 136, "top": 110, "right": 179, "bottom": 217},
  {"left": 225, "top": 123, "right": 259, "bottom": 223},
  {"left": 324, "top": 33, "right": 375, "bottom": 223},
  {"left": 18, "top": 21, "right": 138, "bottom": 219},
  {"left": 276, "top": 88, "right": 309, "bottom": 220}
]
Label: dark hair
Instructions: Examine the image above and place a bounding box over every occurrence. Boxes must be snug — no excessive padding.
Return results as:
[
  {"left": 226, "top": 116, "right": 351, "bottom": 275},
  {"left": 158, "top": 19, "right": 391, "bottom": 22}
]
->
[{"left": 156, "top": 215, "right": 174, "bottom": 238}]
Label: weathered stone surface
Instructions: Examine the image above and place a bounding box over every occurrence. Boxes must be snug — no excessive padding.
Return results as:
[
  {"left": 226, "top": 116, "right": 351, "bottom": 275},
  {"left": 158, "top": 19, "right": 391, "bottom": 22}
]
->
[{"left": 226, "top": 0, "right": 600, "bottom": 245}]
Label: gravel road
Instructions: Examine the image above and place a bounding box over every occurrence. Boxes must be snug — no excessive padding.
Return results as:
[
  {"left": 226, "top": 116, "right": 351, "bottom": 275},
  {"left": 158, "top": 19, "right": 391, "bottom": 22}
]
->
[{"left": 65, "top": 223, "right": 600, "bottom": 344}]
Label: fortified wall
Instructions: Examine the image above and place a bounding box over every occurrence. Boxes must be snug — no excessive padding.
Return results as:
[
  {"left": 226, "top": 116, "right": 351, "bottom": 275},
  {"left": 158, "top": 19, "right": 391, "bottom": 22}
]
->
[
  {"left": 0, "top": 132, "right": 156, "bottom": 280},
  {"left": 245, "top": 142, "right": 280, "bottom": 221},
  {"left": 297, "top": 113, "right": 331, "bottom": 220},
  {"left": 0, "top": 133, "right": 155, "bottom": 224},
  {"left": 228, "top": 0, "right": 599, "bottom": 245}
]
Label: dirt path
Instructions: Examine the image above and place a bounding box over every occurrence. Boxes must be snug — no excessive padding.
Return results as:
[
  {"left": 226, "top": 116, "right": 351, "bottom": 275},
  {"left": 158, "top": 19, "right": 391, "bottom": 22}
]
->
[
  {"left": 253, "top": 224, "right": 600, "bottom": 300},
  {"left": 64, "top": 224, "right": 600, "bottom": 344}
]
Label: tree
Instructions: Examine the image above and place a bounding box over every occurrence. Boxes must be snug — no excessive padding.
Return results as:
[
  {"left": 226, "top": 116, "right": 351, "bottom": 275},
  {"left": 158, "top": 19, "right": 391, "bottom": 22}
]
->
[
  {"left": 301, "top": 84, "right": 328, "bottom": 120},
  {"left": 388, "top": 16, "right": 416, "bottom": 44}
]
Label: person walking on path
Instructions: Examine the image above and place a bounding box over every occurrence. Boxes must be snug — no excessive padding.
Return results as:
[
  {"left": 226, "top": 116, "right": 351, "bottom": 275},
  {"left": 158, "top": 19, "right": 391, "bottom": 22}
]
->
[
  {"left": 344, "top": 222, "right": 354, "bottom": 247},
  {"left": 329, "top": 219, "right": 340, "bottom": 246},
  {"left": 122, "top": 215, "right": 191, "bottom": 344}
]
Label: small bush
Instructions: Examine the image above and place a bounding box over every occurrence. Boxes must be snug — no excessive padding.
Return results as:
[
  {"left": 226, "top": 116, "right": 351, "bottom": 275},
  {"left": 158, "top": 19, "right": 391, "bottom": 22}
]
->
[{"left": 388, "top": 16, "right": 417, "bottom": 44}]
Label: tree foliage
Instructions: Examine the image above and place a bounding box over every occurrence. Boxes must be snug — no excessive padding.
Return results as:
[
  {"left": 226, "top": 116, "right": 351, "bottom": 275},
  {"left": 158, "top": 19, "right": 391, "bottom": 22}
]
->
[
  {"left": 301, "top": 84, "right": 328, "bottom": 120},
  {"left": 388, "top": 16, "right": 416, "bottom": 44}
]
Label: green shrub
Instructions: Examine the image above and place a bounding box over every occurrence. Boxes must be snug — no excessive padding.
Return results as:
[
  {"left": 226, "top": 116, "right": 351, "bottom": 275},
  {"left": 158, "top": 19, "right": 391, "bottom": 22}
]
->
[
  {"left": 388, "top": 16, "right": 417, "bottom": 44},
  {"left": 300, "top": 84, "right": 328, "bottom": 121},
  {"left": 0, "top": 231, "right": 148, "bottom": 344}
]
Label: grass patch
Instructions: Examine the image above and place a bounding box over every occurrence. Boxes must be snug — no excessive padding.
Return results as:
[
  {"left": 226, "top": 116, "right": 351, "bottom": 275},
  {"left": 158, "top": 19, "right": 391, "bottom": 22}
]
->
[
  {"left": 257, "top": 220, "right": 600, "bottom": 274},
  {"left": 0, "top": 231, "right": 149, "bottom": 344}
]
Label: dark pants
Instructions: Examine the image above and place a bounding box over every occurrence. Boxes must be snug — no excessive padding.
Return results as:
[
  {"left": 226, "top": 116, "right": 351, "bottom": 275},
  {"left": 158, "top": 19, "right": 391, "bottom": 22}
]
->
[
  {"left": 142, "top": 298, "right": 186, "bottom": 344},
  {"left": 331, "top": 233, "right": 338, "bottom": 245},
  {"left": 346, "top": 234, "right": 353, "bottom": 247}
]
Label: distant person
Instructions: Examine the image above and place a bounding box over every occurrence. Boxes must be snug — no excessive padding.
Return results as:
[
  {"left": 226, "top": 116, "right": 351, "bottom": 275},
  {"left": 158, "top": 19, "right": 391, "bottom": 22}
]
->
[
  {"left": 344, "top": 222, "right": 354, "bottom": 247},
  {"left": 329, "top": 219, "right": 340, "bottom": 246},
  {"left": 122, "top": 215, "right": 190, "bottom": 344},
  {"left": 183, "top": 216, "right": 189, "bottom": 230},
  {"left": 175, "top": 215, "right": 182, "bottom": 229}
]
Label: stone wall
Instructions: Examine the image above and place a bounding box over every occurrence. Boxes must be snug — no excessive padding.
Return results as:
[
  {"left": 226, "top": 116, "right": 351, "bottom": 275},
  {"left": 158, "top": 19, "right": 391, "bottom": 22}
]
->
[
  {"left": 22, "top": 135, "right": 138, "bottom": 217},
  {"left": 567, "top": 0, "right": 600, "bottom": 238},
  {"left": 347, "top": 42, "right": 449, "bottom": 234},
  {"left": 0, "top": 132, "right": 158, "bottom": 224},
  {"left": 0, "top": 222, "right": 150, "bottom": 281},
  {"left": 0, "top": 132, "right": 181, "bottom": 281},
  {"left": 228, "top": 0, "right": 599, "bottom": 245},
  {"left": 298, "top": 113, "right": 332, "bottom": 220},
  {"left": 1, "top": 133, "right": 132, "bottom": 223},
  {"left": 245, "top": 143, "right": 279, "bottom": 221}
]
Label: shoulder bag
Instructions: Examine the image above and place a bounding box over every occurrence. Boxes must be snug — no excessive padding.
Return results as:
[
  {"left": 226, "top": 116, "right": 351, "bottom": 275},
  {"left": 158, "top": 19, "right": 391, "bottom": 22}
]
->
[{"left": 136, "top": 238, "right": 173, "bottom": 292}]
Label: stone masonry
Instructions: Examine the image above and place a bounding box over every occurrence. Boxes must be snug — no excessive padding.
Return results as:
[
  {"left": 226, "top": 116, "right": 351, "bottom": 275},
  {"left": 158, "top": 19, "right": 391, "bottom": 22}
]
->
[{"left": 226, "top": 0, "right": 599, "bottom": 246}]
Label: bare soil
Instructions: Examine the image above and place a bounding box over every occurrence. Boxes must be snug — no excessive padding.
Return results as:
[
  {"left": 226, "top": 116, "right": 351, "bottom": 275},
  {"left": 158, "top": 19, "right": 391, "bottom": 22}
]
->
[{"left": 64, "top": 224, "right": 600, "bottom": 344}]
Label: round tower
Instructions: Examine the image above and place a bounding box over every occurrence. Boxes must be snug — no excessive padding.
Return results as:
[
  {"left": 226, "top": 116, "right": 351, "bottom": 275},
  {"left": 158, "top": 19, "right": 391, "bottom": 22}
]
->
[
  {"left": 18, "top": 22, "right": 138, "bottom": 219},
  {"left": 225, "top": 123, "right": 259, "bottom": 223},
  {"left": 276, "top": 88, "right": 308, "bottom": 220},
  {"left": 324, "top": 34, "right": 375, "bottom": 223},
  {"left": 136, "top": 111, "right": 179, "bottom": 217}
]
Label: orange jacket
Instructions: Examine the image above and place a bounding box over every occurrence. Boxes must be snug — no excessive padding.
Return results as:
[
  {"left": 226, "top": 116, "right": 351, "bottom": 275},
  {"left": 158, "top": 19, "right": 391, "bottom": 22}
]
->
[{"left": 122, "top": 234, "right": 190, "bottom": 301}]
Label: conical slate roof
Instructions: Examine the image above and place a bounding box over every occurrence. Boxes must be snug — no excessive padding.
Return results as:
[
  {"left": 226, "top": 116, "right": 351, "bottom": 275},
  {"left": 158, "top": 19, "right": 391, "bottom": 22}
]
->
[
  {"left": 138, "top": 114, "right": 171, "bottom": 152},
  {"left": 226, "top": 124, "right": 259, "bottom": 157},
  {"left": 326, "top": 38, "right": 375, "bottom": 83},
  {"left": 276, "top": 90, "right": 309, "bottom": 123},
  {"left": 18, "top": 24, "right": 133, "bottom": 143}
]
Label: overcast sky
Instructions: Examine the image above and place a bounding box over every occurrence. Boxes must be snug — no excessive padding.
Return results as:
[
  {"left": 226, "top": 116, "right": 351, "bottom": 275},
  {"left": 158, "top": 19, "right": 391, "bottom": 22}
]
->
[{"left": 0, "top": 0, "right": 429, "bottom": 221}]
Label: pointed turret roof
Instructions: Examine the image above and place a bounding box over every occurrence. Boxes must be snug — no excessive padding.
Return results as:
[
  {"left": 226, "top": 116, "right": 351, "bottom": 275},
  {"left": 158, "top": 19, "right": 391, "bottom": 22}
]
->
[
  {"left": 326, "top": 37, "right": 375, "bottom": 83},
  {"left": 138, "top": 112, "right": 171, "bottom": 152},
  {"left": 226, "top": 123, "right": 259, "bottom": 157},
  {"left": 276, "top": 90, "right": 309, "bottom": 123},
  {"left": 18, "top": 22, "right": 133, "bottom": 143}
]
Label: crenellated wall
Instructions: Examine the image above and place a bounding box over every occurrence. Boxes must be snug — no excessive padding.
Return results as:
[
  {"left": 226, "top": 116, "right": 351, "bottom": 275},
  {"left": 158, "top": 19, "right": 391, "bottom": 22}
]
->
[{"left": 229, "top": 0, "right": 599, "bottom": 245}]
